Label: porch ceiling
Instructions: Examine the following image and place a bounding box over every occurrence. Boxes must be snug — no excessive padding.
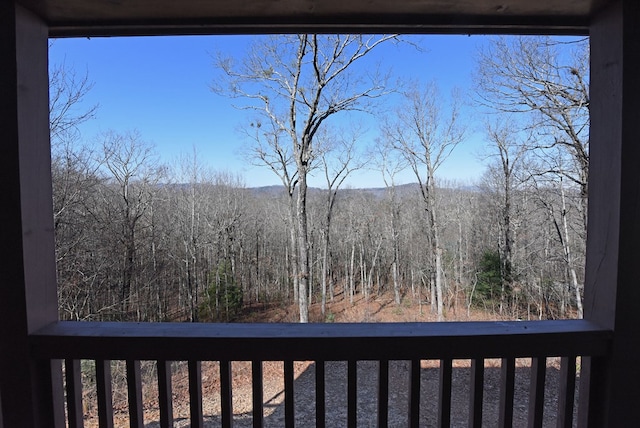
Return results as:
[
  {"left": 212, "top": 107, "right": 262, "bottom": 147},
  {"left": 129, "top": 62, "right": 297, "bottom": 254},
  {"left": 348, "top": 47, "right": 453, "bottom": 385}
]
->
[{"left": 19, "top": 0, "right": 611, "bottom": 37}]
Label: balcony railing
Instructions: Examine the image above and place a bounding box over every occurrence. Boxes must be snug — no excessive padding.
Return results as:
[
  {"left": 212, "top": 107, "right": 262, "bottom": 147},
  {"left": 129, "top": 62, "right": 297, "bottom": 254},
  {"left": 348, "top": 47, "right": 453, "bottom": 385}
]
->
[{"left": 29, "top": 320, "right": 610, "bottom": 428}]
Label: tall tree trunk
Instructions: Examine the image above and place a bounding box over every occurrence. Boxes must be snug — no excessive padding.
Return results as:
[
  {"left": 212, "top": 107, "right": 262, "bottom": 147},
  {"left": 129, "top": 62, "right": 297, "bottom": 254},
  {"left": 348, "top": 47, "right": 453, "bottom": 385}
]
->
[
  {"left": 321, "top": 229, "right": 329, "bottom": 317},
  {"left": 350, "top": 243, "right": 356, "bottom": 304},
  {"left": 433, "top": 229, "right": 444, "bottom": 321},
  {"left": 425, "top": 175, "right": 444, "bottom": 321},
  {"left": 391, "top": 198, "right": 402, "bottom": 305},
  {"left": 296, "top": 172, "right": 310, "bottom": 323},
  {"left": 500, "top": 171, "right": 513, "bottom": 316},
  {"left": 559, "top": 180, "right": 584, "bottom": 318},
  {"left": 288, "top": 196, "right": 299, "bottom": 304}
]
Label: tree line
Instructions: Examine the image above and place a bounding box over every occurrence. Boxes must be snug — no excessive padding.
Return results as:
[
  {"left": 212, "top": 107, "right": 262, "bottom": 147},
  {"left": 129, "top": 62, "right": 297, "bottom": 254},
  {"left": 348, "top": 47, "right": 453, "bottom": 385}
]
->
[{"left": 51, "top": 35, "right": 588, "bottom": 322}]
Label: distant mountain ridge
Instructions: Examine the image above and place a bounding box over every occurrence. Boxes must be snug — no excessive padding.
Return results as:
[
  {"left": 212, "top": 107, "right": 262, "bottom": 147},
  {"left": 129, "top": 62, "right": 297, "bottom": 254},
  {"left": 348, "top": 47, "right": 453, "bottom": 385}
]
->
[{"left": 249, "top": 182, "right": 479, "bottom": 198}]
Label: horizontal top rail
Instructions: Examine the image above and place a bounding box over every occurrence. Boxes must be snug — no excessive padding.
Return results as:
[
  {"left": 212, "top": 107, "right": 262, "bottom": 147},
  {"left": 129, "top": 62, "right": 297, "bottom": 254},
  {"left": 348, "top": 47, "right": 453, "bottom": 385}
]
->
[{"left": 30, "top": 320, "right": 611, "bottom": 361}]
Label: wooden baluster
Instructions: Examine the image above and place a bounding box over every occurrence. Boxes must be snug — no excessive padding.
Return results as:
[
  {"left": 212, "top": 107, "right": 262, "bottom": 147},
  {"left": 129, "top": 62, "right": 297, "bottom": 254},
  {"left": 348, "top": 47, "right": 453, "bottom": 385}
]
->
[
  {"left": 157, "top": 360, "right": 173, "bottom": 428},
  {"left": 438, "top": 359, "right": 452, "bottom": 428},
  {"left": 95, "top": 360, "right": 114, "bottom": 428},
  {"left": 65, "top": 359, "right": 84, "bottom": 428},
  {"left": 126, "top": 360, "right": 144, "bottom": 428},
  {"left": 556, "top": 356, "right": 576, "bottom": 428},
  {"left": 528, "top": 357, "right": 546, "bottom": 428},
  {"left": 284, "top": 360, "right": 294, "bottom": 428},
  {"left": 252, "top": 360, "right": 263, "bottom": 428},
  {"left": 220, "top": 360, "right": 233, "bottom": 428},
  {"left": 408, "top": 359, "right": 421, "bottom": 428},
  {"left": 348, "top": 360, "right": 357, "bottom": 427},
  {"left": 498, "top": 357, "right": 515, "bottom": 428},
  {"left": 316, "top": 361, "right": 325, "bottom": 428},
  {"left": 48, "top": 359, "right": 66, "bottom": 428},
  {"left": 469, "top": 358, "right": 484, "bottom": 428},
  {"left": 577, "top": 355, "right": 603, "bottom": 427},
  {"left": 189, "top": 361, "right": 203, "bottom": 428},
  {"left": 377, "top": 359, "right": 389, "bottom": 428}
]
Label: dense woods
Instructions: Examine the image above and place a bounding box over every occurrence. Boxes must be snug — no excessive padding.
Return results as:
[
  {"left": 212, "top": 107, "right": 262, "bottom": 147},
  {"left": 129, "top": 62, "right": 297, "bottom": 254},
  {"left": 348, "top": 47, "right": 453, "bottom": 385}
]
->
[
  {"left": 53, "top": 160, "right": 586, "bottom": 322},
  {"left": 51, "top": 35, "right": 588, "bottom": 322}
]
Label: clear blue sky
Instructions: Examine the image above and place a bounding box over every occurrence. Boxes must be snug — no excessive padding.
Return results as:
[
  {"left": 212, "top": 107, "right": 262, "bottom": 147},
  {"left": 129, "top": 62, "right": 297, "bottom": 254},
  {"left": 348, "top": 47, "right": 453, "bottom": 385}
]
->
[{"left": 49, "top": 34, "right": 489, "bottom": 188}]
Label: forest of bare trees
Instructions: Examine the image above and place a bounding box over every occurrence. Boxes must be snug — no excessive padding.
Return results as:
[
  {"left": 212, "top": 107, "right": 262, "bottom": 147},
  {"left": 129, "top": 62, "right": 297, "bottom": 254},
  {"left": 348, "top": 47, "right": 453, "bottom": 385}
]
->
[{"left": 51, "top": 35, "right": 588, "bottom": 323}]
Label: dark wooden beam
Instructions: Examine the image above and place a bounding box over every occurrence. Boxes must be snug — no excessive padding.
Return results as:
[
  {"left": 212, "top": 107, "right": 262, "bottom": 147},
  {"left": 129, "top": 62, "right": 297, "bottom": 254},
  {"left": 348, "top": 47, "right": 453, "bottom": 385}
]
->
[
  {"left": 0, "top": 3, "right": 59, "bottom": 427},
  {"left": 16, "top": 0, "right": 611, "bottom": 36},
  {"left": 44, "top": 15, "right": 591, "bottom": 38},
  {"left": 582, "top": 0, "right": 640, "bottom": 426}
]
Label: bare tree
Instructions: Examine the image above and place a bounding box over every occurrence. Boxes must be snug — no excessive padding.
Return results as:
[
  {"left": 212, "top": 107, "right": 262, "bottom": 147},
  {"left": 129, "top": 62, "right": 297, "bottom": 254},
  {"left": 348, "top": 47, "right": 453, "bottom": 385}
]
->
[
  {"left": 216, "top": 34, "right": 396, "bottom": 322},
  {"left": 99, "top": 130, "right": 165, "bottom": 317},
  {"left": 170, "top": 148, "right": 213, "bottom": 321},
  {"left": 49, "top": 58, "right": 98, "bottom": 147},
  {"left": 48, "top": 52, "right": 103, "bottom": 319},
  {"left": 316, "top": 127, "right": 366, "bottom": 316},
  {"left": 242, "top": 116, "right": 301, "bottom": 304},
  {"left": 373, "top": 137, "right": 407, "bottom": 305},
  {"left": 481, "top": 119, "right": 528, "bottom": 315},
  {"left": 475, "top": 36, "right": 588, "bottom": 317},
  {"left": 384, "top": 82, "right": 465, "bottom": 321},
  {"left": 49, "top": 55, "right": 99, "bottom": 241},
  {"left": 53, "top": 141, "right": 104, "bottom": 320},
  {"left": 529, "top": 153, "right": 585, "bottom": 319},
  {"left": 475, "top": 36, "right": 589, "bottom": 231}
]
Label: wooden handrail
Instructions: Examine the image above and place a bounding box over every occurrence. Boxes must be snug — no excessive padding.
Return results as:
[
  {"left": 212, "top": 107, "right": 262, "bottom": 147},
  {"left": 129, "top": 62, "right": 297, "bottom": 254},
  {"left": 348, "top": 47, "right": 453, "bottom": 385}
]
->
[{"left": 30, "top": 320, "right": 611, "bottom": 361}]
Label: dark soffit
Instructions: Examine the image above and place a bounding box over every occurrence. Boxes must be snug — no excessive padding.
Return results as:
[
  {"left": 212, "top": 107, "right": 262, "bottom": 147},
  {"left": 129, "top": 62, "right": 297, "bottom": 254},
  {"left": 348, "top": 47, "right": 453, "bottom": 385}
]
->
[{"left": 17, "top": 0, "right": 612, "bottom": 37}]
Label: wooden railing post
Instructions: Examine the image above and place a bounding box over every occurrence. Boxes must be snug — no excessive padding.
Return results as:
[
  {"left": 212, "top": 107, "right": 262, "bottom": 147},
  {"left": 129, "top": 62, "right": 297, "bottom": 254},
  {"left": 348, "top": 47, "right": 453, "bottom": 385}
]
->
[
  {"left": 348, "top": 360, "right": 357, "bottom": 427},
  {"left": 316, "top": 361, "right": 326, "bottom": 428},
  {"left": 556, "top": 356, "right": 576, "bottom": 428},
  {"left": 65, "top": 359, "right": 84, "bottom": 428},
  {"left": 157, "top": 360, "right": 174, "bottom": 428},
  {"left": 584, "top": 1, "right": 640, "bottom": 426},
  {"left": 498, "top": 357, "right": 515, "bottom": 428},
  {"left": 189, "top": 360, "right": 204, "bottom": 428},
  {"left": 438, "top": 358, "right": 453, "bottom": 428},
  {"left": 469, "top": 359, "right": 484, "bottom": 428},
  {"left": 126, "top": 360, "right": 144, "bottom": 428},
  {"left": 96, "top": 360, "right": 114, "bottom": 428},
  {"left": 220, "top": 360, "right": 234, "bottom": 428},
  {"left": 0, "top": 3, "right": 60, "bottom": 427},
  {"left": 528, "top": 358, "right": 546, "bottom": 428},
  {"left": 284, "top": 360, "right": 294, "bottom": 428},
  {"left": 252, "top": 360, "right": 264, "bottom": 428},
  {"left": 377, "top": 360, "right": 389, "bottom": 428},
  {"left": 408, "top": 359, "right": 421, "bottom": 428}
]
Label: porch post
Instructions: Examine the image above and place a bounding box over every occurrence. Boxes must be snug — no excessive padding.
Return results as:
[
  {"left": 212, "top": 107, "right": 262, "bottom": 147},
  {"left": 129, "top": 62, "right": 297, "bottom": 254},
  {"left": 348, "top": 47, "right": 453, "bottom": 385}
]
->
[
  {"left": 0, "top": 2, "right": 61, "bottom": 427},
  {"left": 581, "top": 0, "right": 640, "bottom": 426}
]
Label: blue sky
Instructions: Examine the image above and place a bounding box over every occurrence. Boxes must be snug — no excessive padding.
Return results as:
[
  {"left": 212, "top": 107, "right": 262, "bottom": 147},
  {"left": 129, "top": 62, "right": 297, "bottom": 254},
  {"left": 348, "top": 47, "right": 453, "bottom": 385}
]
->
[{"left": 49, "top": 35, "right": 489, "bottom": 188}]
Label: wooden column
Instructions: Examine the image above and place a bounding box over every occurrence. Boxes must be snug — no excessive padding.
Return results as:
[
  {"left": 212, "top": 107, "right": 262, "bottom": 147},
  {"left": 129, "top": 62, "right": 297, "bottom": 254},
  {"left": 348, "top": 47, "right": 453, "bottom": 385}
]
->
[
  {"left": 581, "top": 1, "right": 640, "bottom": 426},
  {"left": 0, "top": 2, "right": 60, "bottom": 427}
]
